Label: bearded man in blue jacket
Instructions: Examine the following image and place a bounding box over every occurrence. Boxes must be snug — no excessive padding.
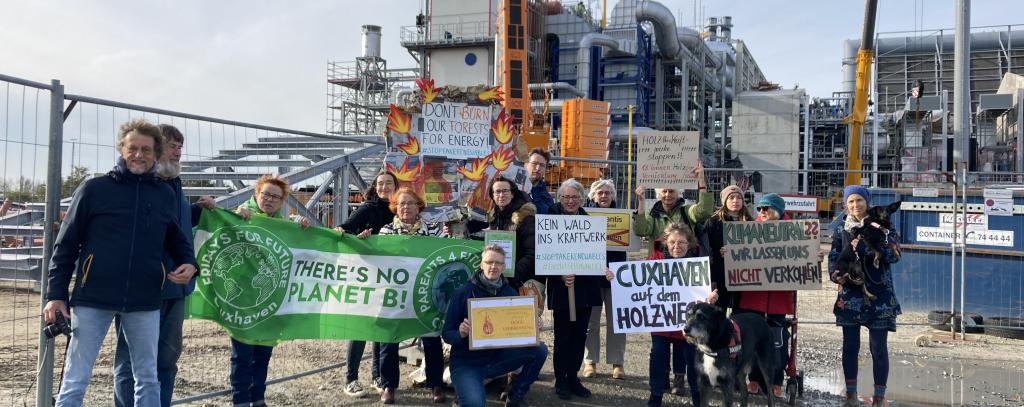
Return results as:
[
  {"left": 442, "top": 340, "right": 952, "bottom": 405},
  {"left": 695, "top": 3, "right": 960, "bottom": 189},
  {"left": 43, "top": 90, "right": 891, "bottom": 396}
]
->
[{"left": 43, "top": 119, "right": 198, "bottom": 407}]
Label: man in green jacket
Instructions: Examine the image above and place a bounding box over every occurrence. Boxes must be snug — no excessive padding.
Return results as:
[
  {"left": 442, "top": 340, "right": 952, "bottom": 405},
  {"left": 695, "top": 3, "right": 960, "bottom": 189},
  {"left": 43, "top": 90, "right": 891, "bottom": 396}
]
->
[{"left": 632, "top": 162, "right": 714, "bottom": 257}]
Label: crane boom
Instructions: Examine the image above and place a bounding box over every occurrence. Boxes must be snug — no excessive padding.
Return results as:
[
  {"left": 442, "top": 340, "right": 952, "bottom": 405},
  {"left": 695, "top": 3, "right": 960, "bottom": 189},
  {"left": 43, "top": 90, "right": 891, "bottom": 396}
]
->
[{"left": 845, "top": 0, "right": 878, "bottom": 186}]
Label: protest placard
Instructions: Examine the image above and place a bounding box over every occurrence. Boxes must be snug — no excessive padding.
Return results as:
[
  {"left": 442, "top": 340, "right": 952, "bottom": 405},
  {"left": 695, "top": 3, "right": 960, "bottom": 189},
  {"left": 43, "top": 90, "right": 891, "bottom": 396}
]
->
[
  {"left": 419, "top": 102, "right": 492, "bottom": 159},
  {"left": 188, "top": 209, "right": 483, "bottom": 345},
  {"left": 468, "top": 296, "right": 538, "bottom": 350},
  {"left": 608, "top": 257, "right": 712, "bottom": 334},
  {"left": 636, "top": 131, "right": 700, "bottom": 190},
  {"left": 485, "top": 230, "right": 516, "bottom": 276},
  {"left": 723, "top": 219, "right": 822, "bottom": 291},
  {"left": 585, "top": 207, "right": 641, "bottom": 252},
  {"left": 534, "top": 214, "right": 607, "bottom": 276}
]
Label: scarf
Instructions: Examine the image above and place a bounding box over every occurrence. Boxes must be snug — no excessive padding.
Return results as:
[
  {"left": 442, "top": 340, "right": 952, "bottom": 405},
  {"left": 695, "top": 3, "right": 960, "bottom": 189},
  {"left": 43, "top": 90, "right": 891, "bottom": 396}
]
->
[
  {"left": 389, "top": 216, "right": 424, "bottom": 235},
  {"left": 473, "top": 271, "right": 505, "bottom": 295},
  {"left": 843, "top": 214, "right": 864, "bottom": 233}
]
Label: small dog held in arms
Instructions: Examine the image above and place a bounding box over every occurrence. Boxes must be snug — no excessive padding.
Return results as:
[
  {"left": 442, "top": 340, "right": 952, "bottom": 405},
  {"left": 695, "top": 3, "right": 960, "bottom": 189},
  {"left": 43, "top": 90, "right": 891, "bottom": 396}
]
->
[
  {"left": 834, "top": 201, "right": 902, "bottom": 301},
  {"left": 684, "top": 302, "right": 775, "bottom": 407}
]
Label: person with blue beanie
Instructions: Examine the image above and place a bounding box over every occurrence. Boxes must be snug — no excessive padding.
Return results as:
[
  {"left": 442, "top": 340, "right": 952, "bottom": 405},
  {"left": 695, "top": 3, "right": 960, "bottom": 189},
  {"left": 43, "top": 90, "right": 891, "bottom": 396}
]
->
[{"left": 829, "top": 185, "right": 902, "bottom": 407}]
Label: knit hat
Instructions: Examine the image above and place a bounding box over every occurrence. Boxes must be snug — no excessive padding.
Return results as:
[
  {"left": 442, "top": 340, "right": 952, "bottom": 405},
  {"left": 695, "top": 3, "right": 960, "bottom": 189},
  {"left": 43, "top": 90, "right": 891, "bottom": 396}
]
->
[
  {"left": 843, "top": 185, "right": 871, "bottom": 204},
  {"left": 756, "top": 193, "right": 786, "bottom": 217},
  {"left": 720, "top": 185, "right": 743, "bottom": 204}
]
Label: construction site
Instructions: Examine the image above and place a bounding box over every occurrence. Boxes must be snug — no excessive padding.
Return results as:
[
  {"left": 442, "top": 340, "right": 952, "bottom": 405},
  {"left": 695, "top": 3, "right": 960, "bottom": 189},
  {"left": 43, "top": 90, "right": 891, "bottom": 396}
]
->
[{"left": 2, "top": 0, "right": 1024, "bottom": 406}]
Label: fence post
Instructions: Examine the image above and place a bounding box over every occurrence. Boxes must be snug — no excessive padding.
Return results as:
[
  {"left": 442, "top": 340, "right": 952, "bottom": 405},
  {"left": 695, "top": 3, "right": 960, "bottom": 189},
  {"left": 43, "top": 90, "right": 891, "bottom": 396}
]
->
[{"left": 36, "top": 79, "right": 65, "bottom": 406}]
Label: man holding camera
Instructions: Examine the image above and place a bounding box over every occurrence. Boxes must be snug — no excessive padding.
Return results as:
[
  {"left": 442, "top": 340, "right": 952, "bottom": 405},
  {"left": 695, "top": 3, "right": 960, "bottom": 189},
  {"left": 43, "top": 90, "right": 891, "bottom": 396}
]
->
[{"left": 43, "top": 119, "right": 197, "bottom": 407}]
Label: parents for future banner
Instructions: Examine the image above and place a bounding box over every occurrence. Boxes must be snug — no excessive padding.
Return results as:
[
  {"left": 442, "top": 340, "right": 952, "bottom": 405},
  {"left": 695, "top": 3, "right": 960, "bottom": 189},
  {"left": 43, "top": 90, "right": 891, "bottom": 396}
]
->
[
  {"left": 608, "top": 257, "right": 712, "bottom": 334},
  {"left": 187, "top": 209, "right": 482, "bottom": 346},
  {"left": 723, "top": 219, "right": 822, "bottom": 291}
]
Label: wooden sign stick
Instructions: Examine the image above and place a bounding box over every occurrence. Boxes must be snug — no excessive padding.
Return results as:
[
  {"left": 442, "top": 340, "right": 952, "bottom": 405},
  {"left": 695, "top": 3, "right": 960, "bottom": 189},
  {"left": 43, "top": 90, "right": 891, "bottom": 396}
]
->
[{"left": 568, "top": 285, "right": 576, "bottom": 321}]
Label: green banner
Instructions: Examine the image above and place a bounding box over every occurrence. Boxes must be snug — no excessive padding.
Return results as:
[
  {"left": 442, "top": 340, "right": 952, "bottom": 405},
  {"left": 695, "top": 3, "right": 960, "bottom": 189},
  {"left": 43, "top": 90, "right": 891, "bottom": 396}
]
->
[{"left": 187, "top": 209, "right": 482, "bottom": 346}]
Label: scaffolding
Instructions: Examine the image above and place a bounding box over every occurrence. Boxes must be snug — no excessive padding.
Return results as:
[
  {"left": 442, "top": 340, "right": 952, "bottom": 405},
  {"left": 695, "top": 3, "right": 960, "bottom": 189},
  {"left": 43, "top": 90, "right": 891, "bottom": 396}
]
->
[{"left": 326, "top": 58, "right": 418, "bottom": 136}]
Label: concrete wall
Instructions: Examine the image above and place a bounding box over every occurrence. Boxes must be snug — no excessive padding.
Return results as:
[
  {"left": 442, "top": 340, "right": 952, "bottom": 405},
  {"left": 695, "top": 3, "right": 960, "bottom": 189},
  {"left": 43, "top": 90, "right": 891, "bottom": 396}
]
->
[
  {"left": 731, "top": 89, "right": 805, "bottom": 193},
  {"left": 429, "top": 47, "right": 494, "bottom": 87}
]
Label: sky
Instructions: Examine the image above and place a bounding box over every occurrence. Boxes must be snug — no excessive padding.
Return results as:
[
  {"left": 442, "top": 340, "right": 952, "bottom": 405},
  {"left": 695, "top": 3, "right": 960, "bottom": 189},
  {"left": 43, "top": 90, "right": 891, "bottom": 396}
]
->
[{"left": 1, "top": 0, "right": 1021, "bottom": 135}]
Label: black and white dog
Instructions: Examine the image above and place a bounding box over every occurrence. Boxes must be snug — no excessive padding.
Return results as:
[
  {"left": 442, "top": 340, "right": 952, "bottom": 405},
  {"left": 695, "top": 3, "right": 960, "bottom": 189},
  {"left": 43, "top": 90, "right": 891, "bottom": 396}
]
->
[
  {"left": 684, "top": 302, "right": 775, "bottom": 407},
  {"left": 833, "top": 201, "right": 901, "bottom": 301}
]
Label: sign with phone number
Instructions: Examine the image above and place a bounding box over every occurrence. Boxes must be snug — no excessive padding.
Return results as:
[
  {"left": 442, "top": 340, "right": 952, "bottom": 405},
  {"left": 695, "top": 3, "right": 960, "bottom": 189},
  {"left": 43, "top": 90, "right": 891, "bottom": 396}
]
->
[{"left": 915, "top": 226, "right": 1014, "bottom": 247}]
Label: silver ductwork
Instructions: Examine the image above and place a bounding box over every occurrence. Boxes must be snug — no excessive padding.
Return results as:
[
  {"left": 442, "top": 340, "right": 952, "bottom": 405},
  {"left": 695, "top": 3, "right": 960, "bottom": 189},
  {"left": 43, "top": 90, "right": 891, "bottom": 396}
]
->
[
  {"left": 577, "top": 33, "right": 620, "bottom": 98},
  {"left": 635, "top": 0, "right": 723, "bottom": 93},
  {"left": 609, "top": 126, "right": 655, "bottom": 142},
  {"left": 529, "top": 82, "right": 586, "bottom": 98}
]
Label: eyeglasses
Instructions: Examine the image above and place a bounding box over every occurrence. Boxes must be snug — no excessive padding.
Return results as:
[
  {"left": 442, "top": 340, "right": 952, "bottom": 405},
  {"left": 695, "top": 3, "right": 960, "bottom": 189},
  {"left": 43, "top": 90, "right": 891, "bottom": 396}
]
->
[
  {"left": 482, "top": 260, "right": 505, "bottom": 266},
  {"left": 756, "top": 207, "right": 772, "bottom": 212},
  {"left": 493, "top": 188, "right": 512, "bottom": 195},
  {"left": 259, "top": 192, "right": 284, "bottom": 201},
  {"left": 397, "top": 201, "right": 419, "bottom": 207},
  {"left": 560, "top": 195, "right": 581, "bottom": 201}
]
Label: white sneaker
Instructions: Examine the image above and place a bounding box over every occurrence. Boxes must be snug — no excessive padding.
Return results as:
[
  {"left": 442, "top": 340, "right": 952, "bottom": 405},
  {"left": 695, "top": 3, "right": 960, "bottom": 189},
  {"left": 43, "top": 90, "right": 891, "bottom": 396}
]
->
[
  {"left": 371, "top": 377, "right": 385, "bottom": 392},
  {"left": 345, "top": 381, "right": 367, "bottom": 398}
]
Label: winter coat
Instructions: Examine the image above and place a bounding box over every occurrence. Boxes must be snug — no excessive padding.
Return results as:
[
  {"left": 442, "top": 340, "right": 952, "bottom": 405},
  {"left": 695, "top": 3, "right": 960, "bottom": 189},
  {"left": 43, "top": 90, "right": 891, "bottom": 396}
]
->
[
  {"left": 702, "top": 213, "right": 755, "bottom": 310},
  {"left": 341, "top": 198, "right": 394, "bottom": 235},
  {"left": 543, "top": 204, "right": 603, "bottom": 310},
  {"left": 160, "top": 176, "right": 197, "bottom": 299},
  {"left": 733, "top": 215, "right": 797, "bottom": 315},
  {"left": 584, "top": 199, "right": 628, "bottom": 288},
  {"left": 633, "top": 191, "right": 715, "bottom": 257},
  {"left": 530, "top": 178, "right": 555, "bottom": 216},
  {"left": 487, "top": 196, "right": 537, "bottom": 287},
  {"left": 828, "top": 215, "right": 902, "bottom": 328},
  {"left": 47, "top": 158, "right": 197, "bottom": 312},
  {"left": 442, "top": 270, "right": 521, "bottom": 367}
]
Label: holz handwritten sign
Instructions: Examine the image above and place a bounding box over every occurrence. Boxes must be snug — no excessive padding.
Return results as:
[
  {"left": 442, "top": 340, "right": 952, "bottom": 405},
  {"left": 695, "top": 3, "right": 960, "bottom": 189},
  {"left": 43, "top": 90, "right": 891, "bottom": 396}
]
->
[
  {"left": 723, "top": 219, "right": 821, "bottom": 291},
  {"left": 534, "top": 214, "right": 607, "bottom": 276},
  {"left": 636, "top": 131, "right": 699, "bottom": 190},
  {"left": 419, "top": 102, "right": 492, "bottom": 159},
  {"left": 608, "top": 257, "right": 712, "bottom": 334}
]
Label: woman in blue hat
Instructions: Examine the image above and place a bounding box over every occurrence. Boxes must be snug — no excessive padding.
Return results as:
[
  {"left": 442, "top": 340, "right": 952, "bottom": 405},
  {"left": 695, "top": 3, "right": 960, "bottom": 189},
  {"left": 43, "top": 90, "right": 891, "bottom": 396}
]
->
[{"left": 828, "top": 186, "right": 902, "bottom": 407}]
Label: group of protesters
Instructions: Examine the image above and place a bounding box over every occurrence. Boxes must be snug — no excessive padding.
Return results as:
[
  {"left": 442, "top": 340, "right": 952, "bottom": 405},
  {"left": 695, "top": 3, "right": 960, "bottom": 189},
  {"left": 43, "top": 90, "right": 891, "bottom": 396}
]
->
[{"left": 42, "top": 119, "right": 902, "bottom": 407}]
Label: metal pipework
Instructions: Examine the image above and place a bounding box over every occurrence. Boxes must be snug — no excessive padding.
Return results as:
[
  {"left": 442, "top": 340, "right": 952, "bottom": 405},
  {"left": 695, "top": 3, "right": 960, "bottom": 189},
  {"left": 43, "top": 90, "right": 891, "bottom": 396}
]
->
[
  {"left": 529, "top": 82, "right": 586, "bottom": 98},
  {"left": 577, "top": 33, "right": 619, "bottom": 99}
]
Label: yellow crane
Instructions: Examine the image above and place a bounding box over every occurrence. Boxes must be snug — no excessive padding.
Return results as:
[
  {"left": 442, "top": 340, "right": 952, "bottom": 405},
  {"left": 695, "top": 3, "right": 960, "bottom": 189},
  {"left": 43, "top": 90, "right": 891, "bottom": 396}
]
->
[{"left": 844, "top": 0, "right": 879, "bottom": 186}]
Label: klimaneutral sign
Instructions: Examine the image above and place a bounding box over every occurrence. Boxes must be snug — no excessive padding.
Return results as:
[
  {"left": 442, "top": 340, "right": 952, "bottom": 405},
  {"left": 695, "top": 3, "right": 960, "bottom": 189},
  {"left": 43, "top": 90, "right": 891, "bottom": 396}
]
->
[{"left": 187, "top": 209, "right": 482, "bottom": 346}]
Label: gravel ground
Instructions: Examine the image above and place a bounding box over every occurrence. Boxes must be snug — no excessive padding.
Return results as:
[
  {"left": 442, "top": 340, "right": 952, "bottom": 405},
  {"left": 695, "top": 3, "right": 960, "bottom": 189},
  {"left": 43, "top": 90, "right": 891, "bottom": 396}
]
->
[{"left": 4, "top": 252, "right": 1024, "bottom": 407}]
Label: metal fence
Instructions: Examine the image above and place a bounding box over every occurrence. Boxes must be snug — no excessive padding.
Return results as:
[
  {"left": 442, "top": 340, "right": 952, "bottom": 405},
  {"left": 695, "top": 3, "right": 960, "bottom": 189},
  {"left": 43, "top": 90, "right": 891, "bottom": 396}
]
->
[
  {"left": 0, "top": 73, "right": 384, "bottom": 406},
  {"left": 1, "top": 71, "right": 1022, "bottom": 406}
]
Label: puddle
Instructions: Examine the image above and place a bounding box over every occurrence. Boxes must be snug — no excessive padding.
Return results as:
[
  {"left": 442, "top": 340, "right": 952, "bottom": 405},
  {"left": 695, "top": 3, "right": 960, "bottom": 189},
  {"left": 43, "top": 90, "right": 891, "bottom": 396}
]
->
[{"left": 803, "top": 356, "right": 1024, "bottom": 406}]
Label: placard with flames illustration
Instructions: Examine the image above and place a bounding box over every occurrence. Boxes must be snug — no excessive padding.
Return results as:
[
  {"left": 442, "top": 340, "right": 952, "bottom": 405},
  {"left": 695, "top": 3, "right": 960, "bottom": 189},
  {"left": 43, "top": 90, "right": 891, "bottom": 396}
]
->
[
  {"left": 383, "top": 79, "right": 531, "bottom": 222},
  {"left": 468, "top": 296, "right": 538, "bottom": 350}
]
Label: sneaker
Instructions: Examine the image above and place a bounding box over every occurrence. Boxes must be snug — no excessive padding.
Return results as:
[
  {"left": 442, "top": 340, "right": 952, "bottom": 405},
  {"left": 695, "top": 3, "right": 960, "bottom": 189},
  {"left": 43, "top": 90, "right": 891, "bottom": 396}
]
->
[
  {"left": 611, "top": 364, "right": 624, "bottom": 380},
  {"left": 871, "top": 396, "right": 886, "bottom": 407},
  {"left": 568, "top": 380, "right": 592, "bottom": 398},
  {"left": 646, "top": 395, "right": 663, "bottom": 407},
  {"left": 772, "top": 385, "right": 784, "bottom": 398},
  {"left": 670, "top": 375, "right": 685, "bottom": 396},
  {"left": 582, "top": 362, "right": 596, "bottom": 378},
  {"left": 371, "top": 377, "right": 385, "bottom": 392},
  {"left": 344, "top": 381, "right": 367, "bottom": 398},
  {"left": 747, "top": 381, "right": 760, "bottom": 395},
  {"left": 252, "top": 401, "right": 268, "bottom": 407},
  {"left": 842, "top": 393, "right": 861, "bottom": 407}
]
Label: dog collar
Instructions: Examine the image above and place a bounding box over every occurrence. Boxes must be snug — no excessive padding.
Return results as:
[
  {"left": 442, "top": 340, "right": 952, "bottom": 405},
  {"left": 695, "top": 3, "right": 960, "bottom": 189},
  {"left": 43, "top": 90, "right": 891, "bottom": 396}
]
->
[{"left": 700, "top": 319, "right": 743, "bottom": 359}]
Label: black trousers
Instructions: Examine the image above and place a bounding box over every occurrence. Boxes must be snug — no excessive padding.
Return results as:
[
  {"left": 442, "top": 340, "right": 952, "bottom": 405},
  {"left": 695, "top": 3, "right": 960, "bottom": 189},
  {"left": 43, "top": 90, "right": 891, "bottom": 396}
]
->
[{"left": 552, "top": 306, "right": 594, "bottom": 384}]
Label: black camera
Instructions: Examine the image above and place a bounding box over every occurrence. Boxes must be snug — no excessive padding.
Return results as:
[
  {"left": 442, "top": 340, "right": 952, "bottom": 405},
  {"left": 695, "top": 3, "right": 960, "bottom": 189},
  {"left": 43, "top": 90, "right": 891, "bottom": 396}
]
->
[{"left": 43, "top": 312, "right": 72, "bottom": 339}]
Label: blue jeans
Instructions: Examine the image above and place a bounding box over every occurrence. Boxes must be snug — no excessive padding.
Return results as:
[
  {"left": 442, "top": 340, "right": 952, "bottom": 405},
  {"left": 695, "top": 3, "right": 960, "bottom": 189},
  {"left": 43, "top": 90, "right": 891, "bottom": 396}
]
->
[
  {"left": 649, "top": 335, "right": 700, "bottom": 404},
  {"left": 113, "top": 298, "right": 186, "bottom": 407},
  {"left": 450, "top": 343, "right": 548, "bottom": 407},
  {"left": 230, "top": 338, "right": 274, "bottom": 405},
  {"left": 56, "top": 306, "right": 160, "bottom": 407},
  {"left": 345, "top": 340, "right": 381, "bottom": 383}
]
